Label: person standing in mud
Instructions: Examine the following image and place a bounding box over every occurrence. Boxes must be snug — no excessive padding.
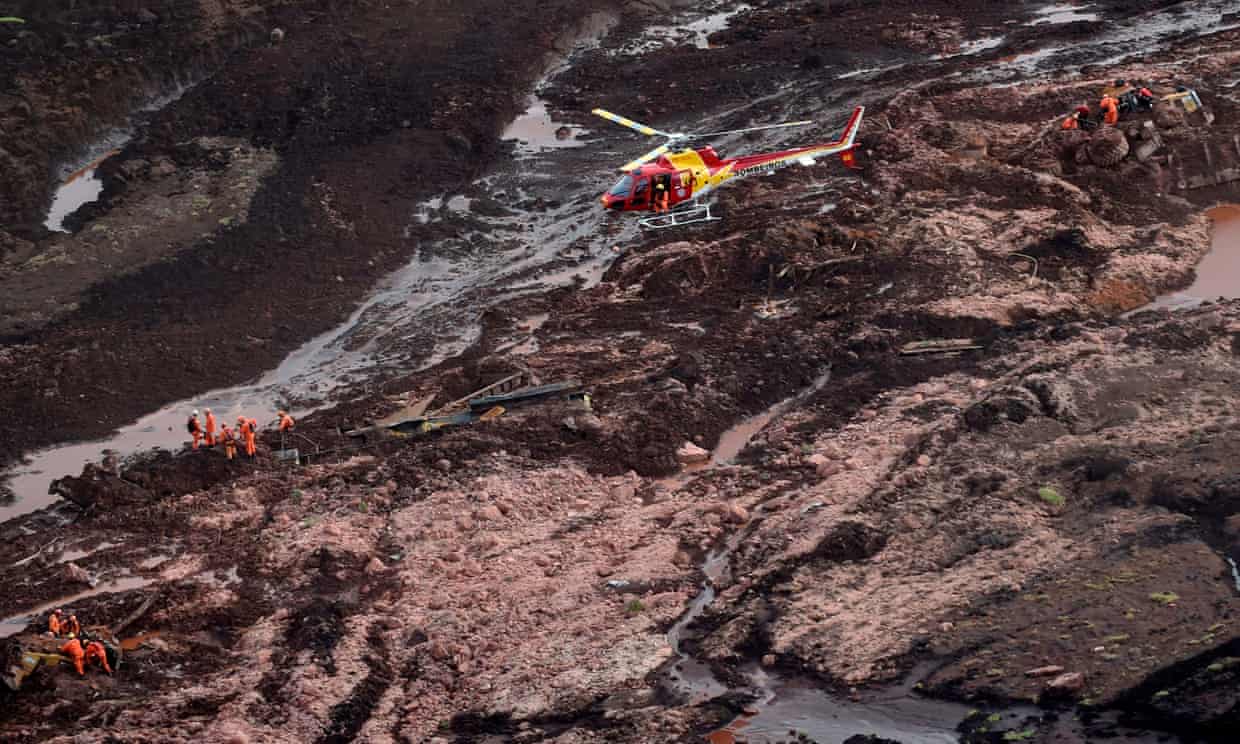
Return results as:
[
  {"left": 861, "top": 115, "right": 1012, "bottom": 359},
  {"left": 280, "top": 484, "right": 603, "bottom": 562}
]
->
[
  {"left": 238, "top": 416, "right": 258, "bottom": 458},
  {"left": 220, "top": 423, "right": 237, "bottom": 460},
  {"left": 187, "top": 410, "right": 203, "bottom": 450},
  {"left": 204, "top": 408, "right": 217, "bottom": 447},
  {"left": 47, "top": 608, "right": 63, "bottom": 637}
]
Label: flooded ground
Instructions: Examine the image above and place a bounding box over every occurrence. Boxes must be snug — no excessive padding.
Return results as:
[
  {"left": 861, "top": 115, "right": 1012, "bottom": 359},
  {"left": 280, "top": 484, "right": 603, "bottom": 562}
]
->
[{"left": 1144, "top": 205, "right": 1240, "bottom": 311}]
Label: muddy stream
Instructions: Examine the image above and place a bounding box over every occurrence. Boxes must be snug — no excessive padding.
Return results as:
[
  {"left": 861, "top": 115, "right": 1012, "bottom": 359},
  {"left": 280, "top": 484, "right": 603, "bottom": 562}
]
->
[{"left": 658, "top": 373, "right": 980, "bottom": 743}]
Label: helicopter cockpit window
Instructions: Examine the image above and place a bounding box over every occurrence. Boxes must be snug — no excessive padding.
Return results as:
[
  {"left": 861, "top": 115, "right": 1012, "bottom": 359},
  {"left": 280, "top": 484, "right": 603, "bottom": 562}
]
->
[{"left": 608, "top": 175, "right": 634, "bottom": 198}]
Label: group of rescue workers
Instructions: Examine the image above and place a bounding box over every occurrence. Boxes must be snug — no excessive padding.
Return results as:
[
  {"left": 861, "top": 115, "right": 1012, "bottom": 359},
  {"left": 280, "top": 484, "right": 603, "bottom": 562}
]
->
[
  {"left": 46, "top": 608, "right": 112, "bottom": 677},
  {"left": 1062, "top": 80, "right": 1156, "bottom": 131},
  {"left": 185, "top": 408, "right": 294, "bottom": 459}
]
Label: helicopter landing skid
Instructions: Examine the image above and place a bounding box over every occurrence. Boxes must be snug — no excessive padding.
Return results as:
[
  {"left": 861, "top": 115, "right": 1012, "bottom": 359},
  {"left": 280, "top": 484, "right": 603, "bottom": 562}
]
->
[{"left": 638, "top": 203, "right": 719, "bottom": 230}]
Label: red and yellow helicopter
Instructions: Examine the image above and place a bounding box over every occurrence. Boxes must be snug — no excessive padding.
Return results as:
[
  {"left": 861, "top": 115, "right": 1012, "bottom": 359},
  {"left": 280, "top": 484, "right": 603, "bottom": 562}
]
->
[{"left": 593, "top": 105, "right": 865, "bottom": 228}]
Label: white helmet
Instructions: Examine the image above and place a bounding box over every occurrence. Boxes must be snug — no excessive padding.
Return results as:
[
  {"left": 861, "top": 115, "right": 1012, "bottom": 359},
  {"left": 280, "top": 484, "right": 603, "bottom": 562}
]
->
[
  {"left": 204, "top": 408, "right": 212, "bottom": 413},
  {"left": 191, "top": 409, "right": 199, "bottom": 417}
]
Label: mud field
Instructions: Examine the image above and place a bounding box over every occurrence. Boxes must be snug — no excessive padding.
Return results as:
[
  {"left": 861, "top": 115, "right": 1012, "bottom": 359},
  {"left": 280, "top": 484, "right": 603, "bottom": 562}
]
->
[{"left": 2, "top": 1, "right": 1240, "bottom": 742}]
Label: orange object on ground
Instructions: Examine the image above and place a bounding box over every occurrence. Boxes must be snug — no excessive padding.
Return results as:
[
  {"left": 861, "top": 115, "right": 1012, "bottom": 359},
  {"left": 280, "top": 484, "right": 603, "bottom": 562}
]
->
[
  {"left": 84, "top": 641, "right": 113, "bottom": 674},
  {"left": 60, "top": 638, "right": 85, "bottom": 676},
  {"left": 278, "top": 411, "right": 295, "bottom": 432},
  {"left": 204, "top": 409, "right": 217, "bottom": 446},
  {"left": 1061, "top": 115, "right": 1078, "bottom": 130}
]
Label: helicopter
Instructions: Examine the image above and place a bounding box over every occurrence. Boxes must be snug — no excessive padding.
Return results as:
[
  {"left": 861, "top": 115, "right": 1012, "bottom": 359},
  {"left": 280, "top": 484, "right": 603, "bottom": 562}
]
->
[{"left": 593, "top": 105, "right": 864, "bottom": 229}]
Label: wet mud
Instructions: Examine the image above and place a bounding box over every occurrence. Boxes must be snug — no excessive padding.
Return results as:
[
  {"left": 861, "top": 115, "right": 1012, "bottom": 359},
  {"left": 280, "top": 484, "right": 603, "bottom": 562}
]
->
[{"left": 4, "top": 0, "right": 1240, "bottom": 742}]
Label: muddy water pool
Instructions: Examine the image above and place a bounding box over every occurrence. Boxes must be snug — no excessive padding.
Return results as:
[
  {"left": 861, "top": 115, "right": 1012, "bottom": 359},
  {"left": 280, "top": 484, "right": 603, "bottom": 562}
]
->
[{"left": 1146, "top": 205, "right": 1240, "bottom": 311}]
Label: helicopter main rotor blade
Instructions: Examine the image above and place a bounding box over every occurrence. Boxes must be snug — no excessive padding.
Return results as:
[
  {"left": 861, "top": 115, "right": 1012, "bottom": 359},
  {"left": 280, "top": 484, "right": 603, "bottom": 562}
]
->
[
  {"left": 688, "top": 119, "right": 814, "bottom": 139},
  {"left": 592, "top": 108, "right": 678, "bottom": 139},
  {"left": 619, "top": 144, "right": 671, "bottom": 172}
]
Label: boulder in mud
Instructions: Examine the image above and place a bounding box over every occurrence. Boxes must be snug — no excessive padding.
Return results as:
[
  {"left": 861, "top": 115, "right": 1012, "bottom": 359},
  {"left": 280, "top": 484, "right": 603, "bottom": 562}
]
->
[
  {"left": 1087, "top": 127, "right": 1129, "bottom": 167},
  {"left": 62, "top": 562, "right": 95, "bottom": 586},
  {"left": 1153, "top": 100, "right": 1185, "bottom": 129},
  {"left": 676, "top": 442, "right": 710, "bottom": 465},
  {"left": 1044, "top": 671, "right": 1085, "bottom": 696}
]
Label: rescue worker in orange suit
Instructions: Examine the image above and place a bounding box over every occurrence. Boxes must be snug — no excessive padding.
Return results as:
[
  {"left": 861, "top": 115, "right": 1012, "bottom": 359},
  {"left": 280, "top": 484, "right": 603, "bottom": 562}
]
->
[
  {"left": 220, "top": 423, "right": 237, "bottom": 460},
  {"left": 277, "top": 411, "right": 295, "bottom": 432},
  {"left": 1100, "top": 95, "right": 1120, "bottom": 126},
  {"left": 60, "top": 635, "right": 85, "bottom": 676},
  {"left": 48, "top": 608, "right": 63, "bottom": 637},
  {"left": 1137, "top": 87, "right": 1155, "bottom": 110},
  {"left": 204, "top": 408, "right": 217, "bottom": 447},
  {"left": 84, "top": 639, "right": 113, "bottom": 675},
  {"left": 188, "top": 410, "right": 203, "bottom": 450},
  {"left": 238, "top": 416, "right": 257, "bottom": 458},
  {"left": 654, "top": 183, "right": 669, "bottom": 214},
  {"left": 64, "top": 614, "right": 80, "bottom": 637}
]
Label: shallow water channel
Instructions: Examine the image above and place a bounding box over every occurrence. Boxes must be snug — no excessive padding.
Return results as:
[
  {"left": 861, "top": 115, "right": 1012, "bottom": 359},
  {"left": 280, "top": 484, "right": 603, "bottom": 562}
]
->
[{"left": 659, "top": 373, "right": 978, "bottom": 743}]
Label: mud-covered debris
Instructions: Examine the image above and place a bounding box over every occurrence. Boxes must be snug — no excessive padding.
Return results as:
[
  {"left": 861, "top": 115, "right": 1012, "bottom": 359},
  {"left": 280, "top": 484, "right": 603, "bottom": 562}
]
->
[
  {"left": 676, "top": 442, "right": 710, "bottom": 465},
  {"left": 1087, "top": 127, "right": 1130, "bottom": 166},
  {"left": 1045, "top": 671, "right": 1086, "bottom": 695},
  {"left": 1026, "top": 664, "right": 1065, "bottom": 677}
]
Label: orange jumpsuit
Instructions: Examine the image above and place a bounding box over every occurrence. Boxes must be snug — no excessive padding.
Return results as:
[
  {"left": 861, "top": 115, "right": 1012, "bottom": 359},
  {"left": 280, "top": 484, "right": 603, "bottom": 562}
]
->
[
  {"left": 242, "top": 419, "right": 257, "bottom": 457},
  {"left": 1100, "top": 96, "right": 1119, "bottom": 125},
  {"left": 60, "top": 638, "right": 85, "bottom": 676},
  {"left": 189, "top": 416, "right": 203, "bottom": 450},
  {"left": 221, "top": 425, "right": 236, "bottom": 460},
  {"left": 48, "top": 613, "right": 62, "bottom": 636},
  {"left": 278, "top": 412, "right": 295, "bottom": 432},
  {"left": 84, "top": 641, "right": 112, "bottom": 674},
  {"left": 654, "top": 188, "right": 669, "bottom": 213},
  {"left": 64, "top": 616, "right": 80, "bottom": 637},
  {"left": 205, "top": 411, "right": 217, "bottom": 446},
  {"left": 1061, "top": 115, "right": 1079, "bottom": 130}
]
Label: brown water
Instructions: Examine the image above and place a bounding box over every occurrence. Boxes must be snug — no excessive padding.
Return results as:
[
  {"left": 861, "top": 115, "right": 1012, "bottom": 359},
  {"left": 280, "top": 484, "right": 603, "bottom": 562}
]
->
[{"left": 1146, "top": 205, "right": 1240, "bottom": 310}]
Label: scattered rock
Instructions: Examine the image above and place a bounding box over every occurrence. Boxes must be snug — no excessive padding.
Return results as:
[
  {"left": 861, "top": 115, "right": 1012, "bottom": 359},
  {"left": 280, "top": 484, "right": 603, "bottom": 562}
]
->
[
  {"left": 270, "top": 28, "right": 286, "bottom": 44},
  {"left": 916, "top": 454, "right": 932, "bottom": 467},
  {"left": 365, "top": 557, "right": 386, "bottom": 575},
  {"left": 1087, "top": 127, "right": 1129, "bottom": 167},
  {"left": 761, "top": 654, "right": 776, "bottom": 667},
  {"left": 724, "top": 504, "right": 749, "bottom": 524},
  {"left": 476, "top": 505, "right": 503, "bottom": 522},
  {"left": 1045, "top": 671, "right": 1085, "bottom": 694},
  {"left": 136, "top": 8, "right": 160, "bottom": 23},
  {"left": 676, "top": 441, "right": 710, "bottom": 465},
  {"left": 62, "top": 562, "right": 94, "bottom": 586},
  {"left": 435, "top": 458, "right": 453, "bottom": 472},
  {"left": 1025, "top": 664, "right": 1065, "bottom": 678}
]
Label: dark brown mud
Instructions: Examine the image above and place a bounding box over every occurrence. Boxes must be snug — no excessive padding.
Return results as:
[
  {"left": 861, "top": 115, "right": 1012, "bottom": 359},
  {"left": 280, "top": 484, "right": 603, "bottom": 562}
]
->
[{"left": 4, "top": 1, "right": 1240, "bottom": 742}]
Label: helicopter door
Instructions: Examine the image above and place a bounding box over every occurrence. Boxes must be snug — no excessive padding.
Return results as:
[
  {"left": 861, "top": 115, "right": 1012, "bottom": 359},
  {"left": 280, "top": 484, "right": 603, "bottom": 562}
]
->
[{"left": 629, "top": 177, "right": 651, "bottom": 209}]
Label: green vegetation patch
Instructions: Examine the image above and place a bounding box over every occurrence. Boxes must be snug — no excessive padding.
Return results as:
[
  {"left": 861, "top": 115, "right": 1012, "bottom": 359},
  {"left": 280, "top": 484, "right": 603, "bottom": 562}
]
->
[{"left": 1038, "top": 487, "right": 1065, "bottom": 507}]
